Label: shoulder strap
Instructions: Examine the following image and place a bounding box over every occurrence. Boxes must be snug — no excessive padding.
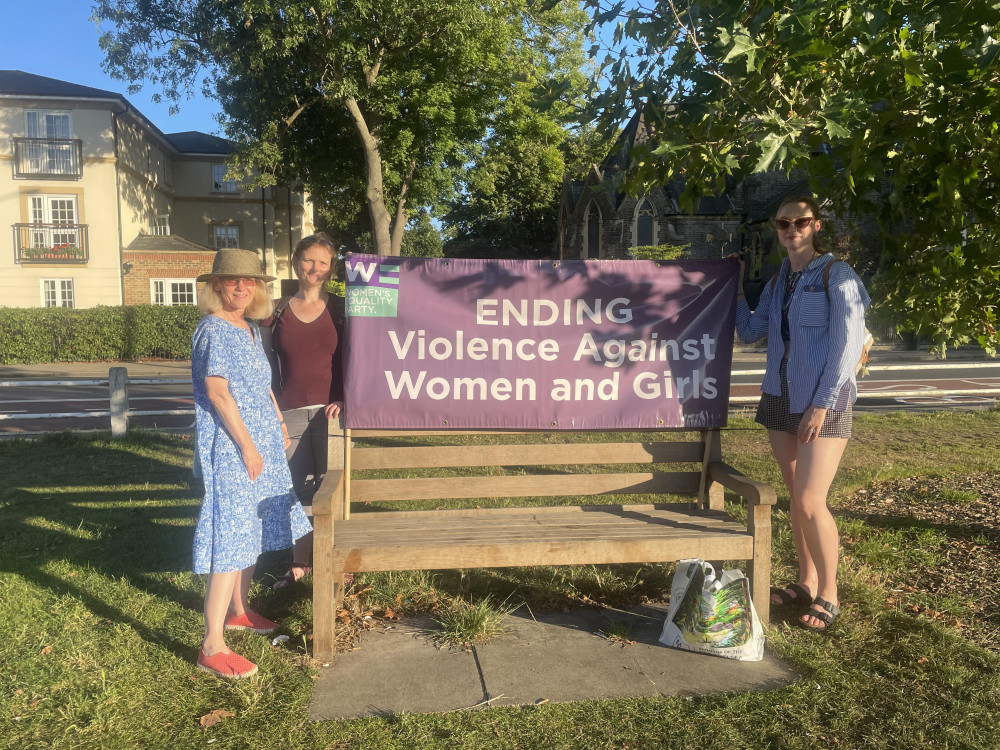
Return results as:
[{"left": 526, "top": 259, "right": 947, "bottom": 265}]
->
[
  {"left": 768, "top": 272, "right": 779, "bottom": 294},
  {"left": 271, "top": 295, "right": 292, "bottom": 323},
  {"left": 328, "top": 294, "right": 346, "bottom": 328}
]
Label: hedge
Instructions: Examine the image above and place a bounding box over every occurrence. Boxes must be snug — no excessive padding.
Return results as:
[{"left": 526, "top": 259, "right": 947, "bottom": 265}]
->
[{"left": 0, "top": 304, "right": 203, "bottom": 364}]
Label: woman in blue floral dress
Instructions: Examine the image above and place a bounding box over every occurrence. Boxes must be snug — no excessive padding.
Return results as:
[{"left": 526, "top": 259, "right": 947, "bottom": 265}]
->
[{"left": 191, "top": 248, "right": 312, "bottom": 679}]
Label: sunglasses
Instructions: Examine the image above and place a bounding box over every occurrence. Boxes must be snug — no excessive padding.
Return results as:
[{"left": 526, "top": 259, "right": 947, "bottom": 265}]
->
[
  {"left": 222, "top": 277, "right": 258, "bottom": 287},
  {"left": 774, "top": 217, "right": 815, "bottom": 231}
]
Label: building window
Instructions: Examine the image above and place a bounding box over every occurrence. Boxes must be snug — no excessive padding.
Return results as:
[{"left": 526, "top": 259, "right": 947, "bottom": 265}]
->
[
  {"left": 584, "top": 202, "right": 602, "bottom": 259},
  {"left": 21, "top": 110, "right": 79, "bottom": 177},
  {"left": 152, "top": 215, "right": 170, "bottom": 236},
  {"left": 634, "top": 197, "right": 656, "bottom": 248},
  {"left": 42, "top": 279, "right": 75, "bottom": 308},
  {"left": 28, "top": 195, "right": 80, "bottom": 249},
  {"left": 213, "top": 225, "right": 240, "bottom": 249},
  {"left": 151, "top": 279, "right": 196, "bottom": 306},
  {"left": 212, "top": 164, "right": 238, "bottom": 192},
  {"left": 27, "top": 110, "right": 71, "bottom": 139}
]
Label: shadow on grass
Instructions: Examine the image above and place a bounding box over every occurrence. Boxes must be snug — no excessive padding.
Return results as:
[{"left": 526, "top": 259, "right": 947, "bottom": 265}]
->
[
  {"left": 838, "top": 508, "right": 1000, "bottom": 545},
  {"left": 0, "top": 431, "right": 204, "bottom": 655}
]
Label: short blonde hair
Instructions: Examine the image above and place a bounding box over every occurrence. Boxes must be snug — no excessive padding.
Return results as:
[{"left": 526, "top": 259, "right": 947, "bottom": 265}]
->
[{"left": 198, "top": 278, "right": 273, "bottom": 320}]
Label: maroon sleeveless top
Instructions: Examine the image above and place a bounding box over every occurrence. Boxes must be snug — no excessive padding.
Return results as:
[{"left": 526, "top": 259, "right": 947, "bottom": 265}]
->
[{"left": 265, "top": 297, "right": 343, "bottom": 410}]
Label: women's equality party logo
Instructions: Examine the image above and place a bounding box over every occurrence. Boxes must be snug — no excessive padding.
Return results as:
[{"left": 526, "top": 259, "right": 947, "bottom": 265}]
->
[{"left": 346, "top": 259, "right": 399, "bottom": 317}]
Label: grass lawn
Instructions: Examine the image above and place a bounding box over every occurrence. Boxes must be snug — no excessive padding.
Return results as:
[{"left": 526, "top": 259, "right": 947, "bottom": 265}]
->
[{"left": 1, "top": 411, "right": 999, "bottom": 749}]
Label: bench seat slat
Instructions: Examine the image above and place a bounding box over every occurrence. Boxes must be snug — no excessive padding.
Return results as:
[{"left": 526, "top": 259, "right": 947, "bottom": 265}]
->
[
  {"left": 337, "top": 517, "right": 741, "bottom": 537},
  {"left": 351, "top": 472, "right": 702, "bottom": 503},
  {"left": 335, "top": 506, "right": 745, "bottom": 536},
  {"left": 351, "top": 442, "right": 704, "bottom": 470},
  {"left": 331, "top": 506, "right": 753, "bottom": 571},
  {"left": 340, "top": 502, "right": 714, "bottom": 520},
  {"left": 335, "top": 538, "right": 756, "bottom": 572}
]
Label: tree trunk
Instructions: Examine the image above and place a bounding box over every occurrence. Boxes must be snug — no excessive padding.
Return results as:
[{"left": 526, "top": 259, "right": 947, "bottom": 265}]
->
[
  {"left": 343, "top": 95, "right": 396, "bottom": 255},
  {"left": 389, "top": 160, "right": 417, "bottom": 255}
]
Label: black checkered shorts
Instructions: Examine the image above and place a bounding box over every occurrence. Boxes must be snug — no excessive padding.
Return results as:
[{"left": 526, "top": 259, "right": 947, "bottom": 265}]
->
[{"left": 755, "top": 359, "right": 852, "bottom": 438}]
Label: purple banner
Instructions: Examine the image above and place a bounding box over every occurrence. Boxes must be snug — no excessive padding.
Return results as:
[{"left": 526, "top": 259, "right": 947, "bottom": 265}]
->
[{"left": 343, "top": 255, "right": 738, "bottom": 430}]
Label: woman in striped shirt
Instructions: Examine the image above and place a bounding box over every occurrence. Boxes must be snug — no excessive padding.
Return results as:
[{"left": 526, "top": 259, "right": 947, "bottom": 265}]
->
[{"left": 732, "top": 195, "right": 870, "bottom": 631}]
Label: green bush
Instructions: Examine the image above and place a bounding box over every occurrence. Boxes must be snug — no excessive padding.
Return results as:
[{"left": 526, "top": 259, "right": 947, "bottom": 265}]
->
[
  {"left": 124, "top": 305, "right": 203, "bottom": 360},
  {"left": 0, "top": 304, "right": 203, "bottom": 364},
  {"left": 627, "top": 243, "right": 692, "bottom": 261}
]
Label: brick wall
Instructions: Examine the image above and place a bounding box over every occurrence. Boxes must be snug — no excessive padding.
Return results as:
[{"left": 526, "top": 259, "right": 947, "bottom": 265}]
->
[{"left": 122, "top": 250, "right": 215, "bottom": 305}]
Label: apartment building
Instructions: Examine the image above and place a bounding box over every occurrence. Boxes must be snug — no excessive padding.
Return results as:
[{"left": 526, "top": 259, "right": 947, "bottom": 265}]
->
[{"left": 0, "top": 70, "right": 313, "bottom": 308}]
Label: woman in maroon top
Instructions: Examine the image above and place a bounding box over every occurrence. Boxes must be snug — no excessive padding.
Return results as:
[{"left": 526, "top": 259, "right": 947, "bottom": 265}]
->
[{"left": 265, "top": 232, "right": 344, "bottom": 588}]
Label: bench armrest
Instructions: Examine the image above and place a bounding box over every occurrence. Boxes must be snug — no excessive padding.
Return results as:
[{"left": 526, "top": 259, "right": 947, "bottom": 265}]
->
[
  {"left": 707, "top": 462, "right": 776, "bottom": 506},
  {"left": 312, "top": 468, "right": 346, "bottom": 519}
]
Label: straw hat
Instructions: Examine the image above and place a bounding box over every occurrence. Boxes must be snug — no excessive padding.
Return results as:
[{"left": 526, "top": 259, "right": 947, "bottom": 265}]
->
[{"left": 196, "top": 248, "right": 276, "bottom": 283}]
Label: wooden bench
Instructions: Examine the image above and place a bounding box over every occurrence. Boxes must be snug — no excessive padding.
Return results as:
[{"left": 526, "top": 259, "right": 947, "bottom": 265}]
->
[{"left": 311, "top": 422, "right": 776, "bottom": 661}]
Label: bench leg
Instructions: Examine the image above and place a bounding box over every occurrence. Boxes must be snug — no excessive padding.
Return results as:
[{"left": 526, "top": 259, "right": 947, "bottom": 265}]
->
[
  {"left": 313, "top": 511, "right": 336, "bottom": 661},
  {"left": 314, "top": 573, "right": 345, "bottom": 663},
  {"left": 747, "top": 503, "right": 772, "bottom": 627},
  {"left": 708, "top": 481, "right": 725, "bottom": 511}
]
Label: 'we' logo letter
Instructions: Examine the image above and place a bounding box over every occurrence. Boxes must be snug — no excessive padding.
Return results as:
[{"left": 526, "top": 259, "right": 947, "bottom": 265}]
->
[{"left": 346, "top": 261, "right": 378, "bottom": 283}]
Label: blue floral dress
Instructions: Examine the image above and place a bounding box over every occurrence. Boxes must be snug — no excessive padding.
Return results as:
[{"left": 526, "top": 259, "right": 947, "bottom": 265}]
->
[{"left": 191, "top": 315, "right": 312, "bottom": 574}]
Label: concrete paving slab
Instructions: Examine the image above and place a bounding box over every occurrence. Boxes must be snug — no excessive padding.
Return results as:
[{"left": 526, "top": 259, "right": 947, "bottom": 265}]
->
[
  {"left": 309, "top": 605, "right": 797, "bottom": 720},
  {"left": 476, "top": 605, "right": 796, "bottom": 706},
  {"left": 310, "top": 616, "right": 487, "bottom": 720}
]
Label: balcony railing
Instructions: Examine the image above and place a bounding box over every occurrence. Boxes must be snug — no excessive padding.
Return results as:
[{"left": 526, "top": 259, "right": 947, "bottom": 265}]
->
[
  {"left": 13, "top": 224, "right": 89, "bottom": 264},
  {"left": 13, "top": 138, "right": 83, "bottom": 179}
]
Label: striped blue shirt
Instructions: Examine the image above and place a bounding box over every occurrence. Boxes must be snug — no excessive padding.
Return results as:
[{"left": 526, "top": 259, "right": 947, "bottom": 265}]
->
[{"left": 735, "top": 253, "right": 871, "bottom": 413}]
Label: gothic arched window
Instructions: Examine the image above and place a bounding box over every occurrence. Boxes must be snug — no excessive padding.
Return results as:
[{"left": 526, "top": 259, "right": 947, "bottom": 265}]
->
[{"left": 635, "top": 197, "right": 656, "bottom": 248}]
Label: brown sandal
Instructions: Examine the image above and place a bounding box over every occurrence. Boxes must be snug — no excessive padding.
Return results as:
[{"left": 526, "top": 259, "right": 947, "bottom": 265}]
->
[{"left": 272, "top": 563, "right": 311, "bottom": 590}]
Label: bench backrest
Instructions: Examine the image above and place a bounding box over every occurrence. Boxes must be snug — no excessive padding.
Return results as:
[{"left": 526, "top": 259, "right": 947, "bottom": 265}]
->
[{"left": 327, "top": 425, "right": 724, "bottom": 519}]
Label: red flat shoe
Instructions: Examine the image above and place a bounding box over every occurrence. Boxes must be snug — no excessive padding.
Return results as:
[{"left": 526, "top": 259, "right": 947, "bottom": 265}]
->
[
  {"left": 224, "top": 610, "right": 277, "bottom": 634},
  {"left": 197, "top": 649, "right": 258, "bottom": 679}
]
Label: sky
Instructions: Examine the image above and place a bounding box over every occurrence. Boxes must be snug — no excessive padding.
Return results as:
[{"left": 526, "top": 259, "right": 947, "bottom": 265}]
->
[{"left": 1, "top": 1, "right": 222, "bottom": 136}]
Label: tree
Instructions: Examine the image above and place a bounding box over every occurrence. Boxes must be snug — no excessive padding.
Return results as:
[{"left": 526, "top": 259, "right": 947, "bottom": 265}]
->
[
  {"left": 587, "top": 0, "right": 1000, "bottom": 355},
  {"left": 443, "top": 2, "right": 613, "bottom": 258},
  {"left": 401, "top": 211, "right": 445, "bottom": 258},
  {"left": 93, "top": 0, "right": 548, "bottom": 255}
]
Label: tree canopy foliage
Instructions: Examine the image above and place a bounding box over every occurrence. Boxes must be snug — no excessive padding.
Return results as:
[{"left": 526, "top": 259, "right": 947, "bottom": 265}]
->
[
  {"left": 401, "top": 211, "right": 445, "bottom": 258},
  {"left": 94, "top": 0, "right": 579, "bottom": 256},
  {"left": 588, "top": 0, "right": 1000, "bottom": 354},
  {"left": 443, "top": 2, "right": 613, "bottom": 258}
]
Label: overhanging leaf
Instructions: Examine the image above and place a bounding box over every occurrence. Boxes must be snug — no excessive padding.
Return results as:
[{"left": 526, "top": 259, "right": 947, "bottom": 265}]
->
[{"left": 754, "top": 134, "right": 785, "bottom": 172}]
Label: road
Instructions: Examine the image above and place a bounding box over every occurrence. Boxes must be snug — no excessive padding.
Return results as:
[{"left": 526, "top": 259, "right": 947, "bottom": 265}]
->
[
  {"left": 730, "top": 360, "right": 1000, "bottom": 412},
  {"left": 0, "top": 379, "right": 195, "bottom": 435},
  {"left": 1, "top": 356, "right": 998, "bottom": 436}
]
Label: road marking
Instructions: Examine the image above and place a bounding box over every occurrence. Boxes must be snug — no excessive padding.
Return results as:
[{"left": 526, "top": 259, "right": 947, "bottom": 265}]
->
[
  {"left": 0, "top": 396, "right": 192, "bottom": 405},
  {"left": 859, "top": 383, "right": 935, "bottom": 392},
  {"left": 895, "top": 395, "right": 996, "bottom": 405},
  {"left": 731, "top": 363, "right": 1000, "bottom": 377}
]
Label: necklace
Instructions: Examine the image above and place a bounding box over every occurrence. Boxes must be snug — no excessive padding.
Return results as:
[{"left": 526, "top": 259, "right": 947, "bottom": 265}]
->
[
  {"left": 789, "top": 249, "right": 819, "bottom": 273},
  {"left": 781, "top": 260, "right": 811, "bottom": 322}
]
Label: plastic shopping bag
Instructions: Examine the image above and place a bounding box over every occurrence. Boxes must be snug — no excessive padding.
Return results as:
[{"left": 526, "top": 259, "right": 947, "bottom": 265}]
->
[{"left": 659, "top": 559, "right": 764, "bottom": 661}]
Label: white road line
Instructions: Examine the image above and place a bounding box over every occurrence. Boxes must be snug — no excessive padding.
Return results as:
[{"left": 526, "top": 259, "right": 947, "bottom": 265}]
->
[
  {"left": 733, "top": 363, "right": 1000, "bottom": 376},
  {"left": 0, "top": 396, "right": 192, "bottom": 405},
  {"left": 895, "top": 395, "right": 996, "bottom": 405}
]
